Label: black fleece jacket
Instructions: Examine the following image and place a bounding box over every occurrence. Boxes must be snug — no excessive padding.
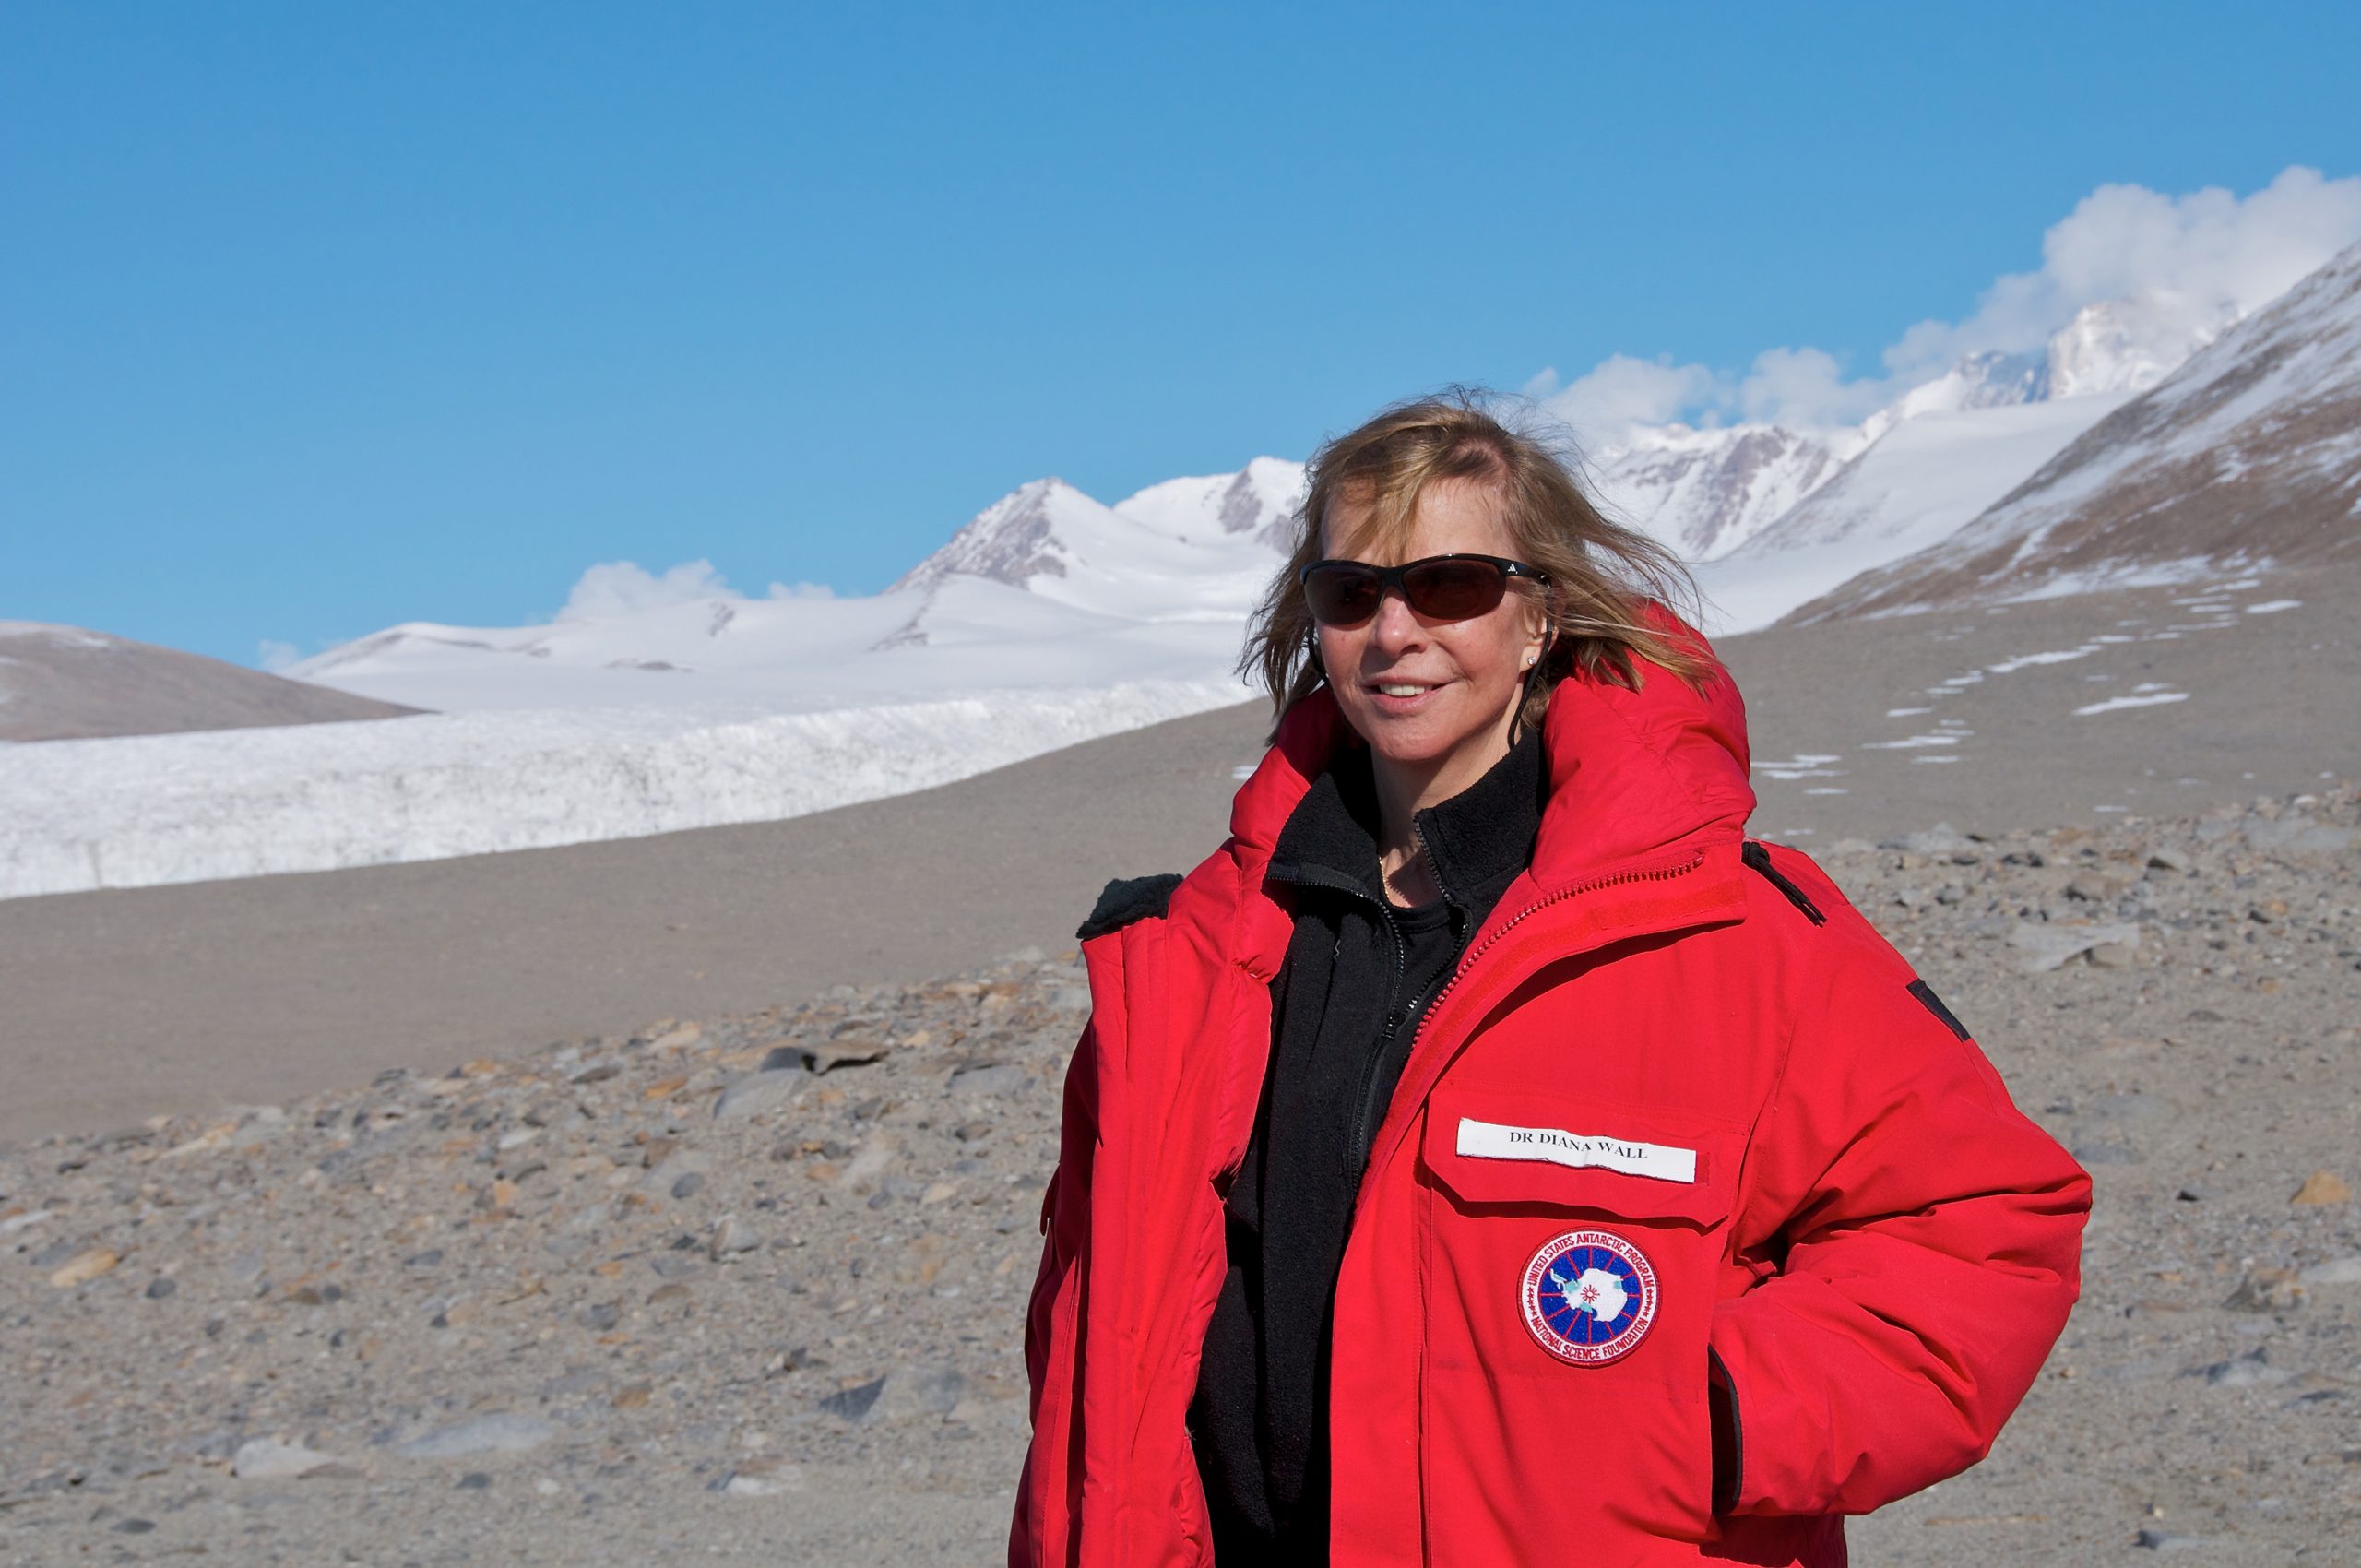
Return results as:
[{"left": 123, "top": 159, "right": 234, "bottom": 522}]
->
[{"left": 1188, "top": 727, "right": 1548, "bottom": 1562}]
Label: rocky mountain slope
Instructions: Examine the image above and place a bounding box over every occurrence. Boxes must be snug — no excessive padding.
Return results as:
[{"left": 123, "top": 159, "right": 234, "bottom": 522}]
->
[{"left": 1791, "top": 239, "right": 2361, "bottom": 621}]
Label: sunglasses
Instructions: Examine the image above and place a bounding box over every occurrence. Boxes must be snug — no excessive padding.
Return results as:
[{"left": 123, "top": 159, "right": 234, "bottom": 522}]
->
[{"left": 1297, "top": 553, "right": 1550, "bottom": 627}]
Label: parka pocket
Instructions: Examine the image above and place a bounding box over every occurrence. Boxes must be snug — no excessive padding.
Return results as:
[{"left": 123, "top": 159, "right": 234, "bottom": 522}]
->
[{"left": 1416, "top": 1087, "right": 1743, "bottom": 1553}]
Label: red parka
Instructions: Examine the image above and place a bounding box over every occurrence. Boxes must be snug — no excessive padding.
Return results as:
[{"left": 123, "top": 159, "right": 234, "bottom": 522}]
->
[{"left": 1013, "top": 633, "right": 2090, "bottom": 1566}]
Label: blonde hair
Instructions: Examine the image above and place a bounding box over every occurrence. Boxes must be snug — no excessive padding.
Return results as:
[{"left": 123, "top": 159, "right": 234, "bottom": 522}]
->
[{"left": 1240, "top": 387, "right": 1709, "bottom": 741}]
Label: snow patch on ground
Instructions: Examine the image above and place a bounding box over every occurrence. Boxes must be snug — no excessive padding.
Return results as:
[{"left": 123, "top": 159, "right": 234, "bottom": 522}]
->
[
  {"left": 1753, "top": 754, "right": 1845, "bottom": 780},
  {"left": 2074, "top": 687, "right": 2191, "bottom": 717},
  {"left": 1987, "top": 645, "right": 2103, "bottom": 674}
]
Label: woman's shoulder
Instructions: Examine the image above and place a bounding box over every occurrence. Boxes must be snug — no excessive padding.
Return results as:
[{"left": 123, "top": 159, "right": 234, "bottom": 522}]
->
[{"left": 1074, "top": 872, "right": 1186, "bottom": 941}]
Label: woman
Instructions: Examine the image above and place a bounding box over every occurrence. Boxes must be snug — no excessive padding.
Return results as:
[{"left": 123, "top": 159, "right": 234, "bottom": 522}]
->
[{"left": 1012, "top": 393, "right": 2090, "bottom": 1566}]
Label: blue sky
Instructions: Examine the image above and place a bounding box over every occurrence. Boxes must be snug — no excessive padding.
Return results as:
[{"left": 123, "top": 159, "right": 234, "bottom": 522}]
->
[{"left": 5, "top": 2, "right": 2357, "bottom": 668}]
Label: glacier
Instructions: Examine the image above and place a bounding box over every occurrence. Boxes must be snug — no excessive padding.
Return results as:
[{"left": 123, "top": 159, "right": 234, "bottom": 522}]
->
[{"left": 0, "top": 677, "right": 1252, "bottom": 900}]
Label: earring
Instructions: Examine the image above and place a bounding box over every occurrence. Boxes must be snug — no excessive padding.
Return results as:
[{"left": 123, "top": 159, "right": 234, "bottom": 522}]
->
[{"left": 1523, "top": 651, "right": 1537, "bottom": 669}]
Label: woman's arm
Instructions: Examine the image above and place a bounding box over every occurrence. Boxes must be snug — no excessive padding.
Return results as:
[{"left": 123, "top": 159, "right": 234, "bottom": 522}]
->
[
  {"left": 1709, "top": 947, "right": 2092, "bottom": 1517},
  {"left": 1009, "top": 1013, "right": 1103, "bottom": 1567}
]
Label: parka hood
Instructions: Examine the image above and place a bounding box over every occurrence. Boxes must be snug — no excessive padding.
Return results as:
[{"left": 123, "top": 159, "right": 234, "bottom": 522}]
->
[{"left": 1229, "top": 608, "right": 1755, "bottom": 889}]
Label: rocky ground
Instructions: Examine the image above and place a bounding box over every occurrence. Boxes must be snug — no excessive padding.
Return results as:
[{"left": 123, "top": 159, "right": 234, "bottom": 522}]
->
[{"left": 4, "top": 788, "right": 2357, "bottom": 1565}]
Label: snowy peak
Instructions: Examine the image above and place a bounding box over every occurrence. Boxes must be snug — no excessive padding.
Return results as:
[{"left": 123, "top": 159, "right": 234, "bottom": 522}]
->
[
  {"left": 1892, "top": 350, "right": 2050, "bottom": 420},
  {"left": 889, "top": 457, "right": 1303, "bottom": 612},
  {"left": 1588, "top": 422, "right": 1854, "bottom": 561},
  {"left": 1113, "top": 456, "right": 1308, "bottom": 552},
  {"left": 2045, "top": 292, "right": 2240, "bottom": 399},
  {"left": 886, "top": 477, "right": 1102, "bottom": 595}
]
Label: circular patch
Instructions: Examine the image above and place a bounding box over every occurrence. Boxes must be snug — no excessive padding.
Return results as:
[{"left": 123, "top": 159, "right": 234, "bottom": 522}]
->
[{"left": 1521, "top": 1229, "right": 1658, "bottom": 1365}]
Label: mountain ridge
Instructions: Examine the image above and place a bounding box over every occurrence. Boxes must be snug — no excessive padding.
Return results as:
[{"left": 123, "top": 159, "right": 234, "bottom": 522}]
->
[{"left": 1788, "top": 238, "right": 2361, "bottom": 621}]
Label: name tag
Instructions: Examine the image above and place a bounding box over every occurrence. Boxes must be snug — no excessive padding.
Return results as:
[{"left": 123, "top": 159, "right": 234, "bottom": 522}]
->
[{"left": 1455, "top": 1117, "right": 1697, "bottom": 1184}]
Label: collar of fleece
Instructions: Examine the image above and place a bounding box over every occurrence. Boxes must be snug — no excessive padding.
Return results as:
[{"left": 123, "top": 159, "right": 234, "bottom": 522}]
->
[{"left": 1266, "top": 722, "right": 1546, "bottom": 909}]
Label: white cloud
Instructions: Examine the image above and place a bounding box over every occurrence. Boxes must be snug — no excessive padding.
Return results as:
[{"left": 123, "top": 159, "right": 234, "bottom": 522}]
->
[
  {"left": 1532, "top": 164, "right": 2361, "bottom": 435},
  {"left": 551, "top": 560, "right": 837, "bottom": 622},
  {"left": 256, "top": 639, "right": 301, "bottom": 672},
  {"left": 1737, "top": 346, "right": 1897, "bottom": 428},
  {"left": 555, "top": 559, "right": 734, "bottom": 622},
  {"left": 1536, "top": 353, "right": 1730, "bottom": 446},
  {"left": 1883, "top": 165, "right": 2361, "bottom": 377}
]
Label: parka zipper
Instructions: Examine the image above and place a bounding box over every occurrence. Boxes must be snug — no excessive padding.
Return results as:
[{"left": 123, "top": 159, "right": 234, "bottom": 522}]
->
[
  {"left": 1344, "top": 814, "right": 1465, "bottom": 1190},
  {"left": 1350, "top": 844, "right": 1712, "bottom": 1185}
]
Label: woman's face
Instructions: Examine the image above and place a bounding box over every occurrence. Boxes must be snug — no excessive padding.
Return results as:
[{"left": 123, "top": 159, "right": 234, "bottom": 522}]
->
[{"left": 1315, "top": 478, "right": 1548, "bottom": 784}]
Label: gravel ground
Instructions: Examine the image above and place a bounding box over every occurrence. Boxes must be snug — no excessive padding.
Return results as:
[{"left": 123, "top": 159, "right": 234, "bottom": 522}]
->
[{"left": 5, "top": 788, "right": 2356, "bottom": 1565}]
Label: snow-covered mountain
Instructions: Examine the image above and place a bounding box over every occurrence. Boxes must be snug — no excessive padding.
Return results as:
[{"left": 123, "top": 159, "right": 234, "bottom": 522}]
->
[
  {"left": 1587, "top": 424, "right": 1859, "bottom": 560},
  {"left": 1692, "top": 392, "right": 2137, "bottom": 631},
  {"left": 1581, "top": 296, "right": 2223, "bottom": 578},
  {"left": 1790, "top": 238, "right": 2361, "bottom": 622},
  {"left": 292, "top": 457, "right": 1306, "bottom": 716},
  {"left": 874, "top": 459, "right": 1302, "bottom": 648},
  {"left": 1112, "top": 456, "right": 1307, "bottom": 552},
  {"left": 2043, "top": 292, "right": 2240, "bottom": 399},
  {"left": 1667, "top": 293, "right": 2249, "bottom": 628}
]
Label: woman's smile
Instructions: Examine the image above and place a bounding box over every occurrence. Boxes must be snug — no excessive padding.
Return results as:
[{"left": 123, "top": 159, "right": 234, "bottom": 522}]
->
[{"left": 1366, "top": 675, "right": 1452, "bottom": 713}]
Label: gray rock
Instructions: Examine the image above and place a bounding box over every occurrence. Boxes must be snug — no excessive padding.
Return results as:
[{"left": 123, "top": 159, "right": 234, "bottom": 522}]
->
[
  {"left": 946, "top": 1063, "right": 1031, "bottom": 1098},
  {"left": 644, "top": 1150, "right": 713, "bottom": 1195},
  {"left": 2243, "top": 819, "right": 2355, "bottom": 855},
  {"left": 391, "top": 1413, "right": 555, "bottom": 1458},
  {"left": 145, "top": 1276, "right": 176, "bottom": 1300},
  {"left": 2066, "top": 871, "right": 2136, "bottom": 901},
  {"left": 1879, "top": 823, "right": 1977, "bottom": 855},
  {"left": 711, "top": 1460, "right": 802, "bottom": 1496},
  {"left": 2224, "top": 1269, "right": 2304, "bottom": 1312},
  {"left": 670, "top": 1171, "right": 706, "bottom": 1200},
  {"left": 2299, "top": 1255, "right": 2361, "bottom": 1287},
  {"left": 714, "top": 1070, "right": 806, "bottom": 1121},
  {"left": 2011, "top": 921, "right": 2142, "bottom": 973},
  {"left": 581, "top": 1301, "right": 622, "bottom": 1331},
  {"left": 711, "top": 1214, "right": 761, "bottom": 1256},
  {"left": 818, "top": 1376, "right": 887, "bottom": 1422},
  {"left": 878, "top": 1366, "right": 967, "bottom": 1420},
  {"left": 2192, "top": 1348, "right": 2292, "bottom": 1388},
  {"left": 809, "top": 1041, "right": 890, "bottom": 1074},
  {"left": 28, "top": 1237, "right": 78, "bottom": 1269}
]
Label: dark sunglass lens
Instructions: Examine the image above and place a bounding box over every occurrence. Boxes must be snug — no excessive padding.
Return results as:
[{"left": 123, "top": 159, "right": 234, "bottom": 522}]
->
[
  {"left": 1403, "top": 559, "right": 1508, "bottom": 619},
  {"left": 1304, "top": 565, "right": 1382, "bottom": 624}
]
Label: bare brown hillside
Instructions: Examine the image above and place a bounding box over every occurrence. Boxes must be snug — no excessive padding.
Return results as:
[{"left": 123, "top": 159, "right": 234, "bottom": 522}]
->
[{"left": 0, "top": 623, "right": 423, "bottom": 742}]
